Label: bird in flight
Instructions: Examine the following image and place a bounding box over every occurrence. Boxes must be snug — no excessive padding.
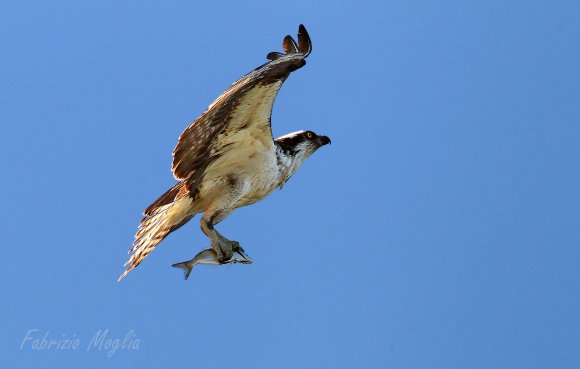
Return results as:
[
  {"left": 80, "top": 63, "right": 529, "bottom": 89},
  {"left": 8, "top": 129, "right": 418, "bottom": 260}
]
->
[{"left": 119, "top": 25, "right": 330, "bottom": 281}]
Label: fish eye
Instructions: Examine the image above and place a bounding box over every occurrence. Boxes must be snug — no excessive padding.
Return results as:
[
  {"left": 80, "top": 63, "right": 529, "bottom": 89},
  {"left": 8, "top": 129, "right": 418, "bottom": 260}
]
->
[{"left": 306, "top": 131, "right": 313, "bottom": 139}]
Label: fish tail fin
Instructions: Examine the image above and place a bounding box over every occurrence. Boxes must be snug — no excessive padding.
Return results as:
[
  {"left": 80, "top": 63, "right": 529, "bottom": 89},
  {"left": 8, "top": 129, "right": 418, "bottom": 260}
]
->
[{"left": 171, "top": 261, "right": 193, "bottom": 280}]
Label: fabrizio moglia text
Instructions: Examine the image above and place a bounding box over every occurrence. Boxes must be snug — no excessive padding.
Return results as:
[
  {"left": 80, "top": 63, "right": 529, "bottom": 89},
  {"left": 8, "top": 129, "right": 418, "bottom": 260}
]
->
[{"left": 20, "top": 329, "right": 140, "bottom": 358}]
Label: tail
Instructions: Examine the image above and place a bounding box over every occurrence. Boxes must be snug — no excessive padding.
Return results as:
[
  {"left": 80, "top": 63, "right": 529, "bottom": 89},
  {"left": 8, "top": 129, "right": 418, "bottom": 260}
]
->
[
  {"left": 118, "top": 181, "right": 194, "bottom": 282},
  {"left": 171, "top": 261, "right": 193, "bottom": 280}
]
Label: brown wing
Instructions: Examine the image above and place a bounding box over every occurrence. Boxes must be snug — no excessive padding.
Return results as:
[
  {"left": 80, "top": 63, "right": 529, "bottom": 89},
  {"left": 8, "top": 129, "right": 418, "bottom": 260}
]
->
[{"left": 172, "top": 25, "right": 312, "bottom": 189}]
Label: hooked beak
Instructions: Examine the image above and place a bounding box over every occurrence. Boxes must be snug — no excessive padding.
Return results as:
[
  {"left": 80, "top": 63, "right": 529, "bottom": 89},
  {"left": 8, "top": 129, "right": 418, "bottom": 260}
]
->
[{"left": 317, "top": 135, "right": 331, "bottom": 146}]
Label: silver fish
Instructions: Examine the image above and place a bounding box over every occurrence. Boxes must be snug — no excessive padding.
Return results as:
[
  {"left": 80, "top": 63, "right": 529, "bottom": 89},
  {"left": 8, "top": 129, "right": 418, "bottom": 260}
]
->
[{"left": 171, "top": 248, "right": 253, "bottom": 280}]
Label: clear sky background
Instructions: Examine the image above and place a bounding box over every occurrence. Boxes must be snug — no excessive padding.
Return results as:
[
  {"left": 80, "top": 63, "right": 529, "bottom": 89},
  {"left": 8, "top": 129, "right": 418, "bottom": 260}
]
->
[{"left": 1, "top": 0, "right": 579, "bottom": 368}]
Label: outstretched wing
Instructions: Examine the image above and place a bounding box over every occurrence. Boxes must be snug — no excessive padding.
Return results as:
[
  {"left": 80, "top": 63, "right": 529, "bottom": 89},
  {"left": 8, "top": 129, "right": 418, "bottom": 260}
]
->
[{"left": 172, "top": 24, "right": 312, "bottom": 189}]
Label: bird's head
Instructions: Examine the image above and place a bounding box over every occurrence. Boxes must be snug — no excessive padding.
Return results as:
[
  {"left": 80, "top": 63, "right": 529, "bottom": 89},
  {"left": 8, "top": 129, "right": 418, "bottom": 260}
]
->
[{"left": 275, "top": 130, "right": 331, "bottom": 159}]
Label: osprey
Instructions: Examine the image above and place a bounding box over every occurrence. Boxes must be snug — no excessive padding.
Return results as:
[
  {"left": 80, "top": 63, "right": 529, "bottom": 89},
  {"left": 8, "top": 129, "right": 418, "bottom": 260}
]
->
[{"left": 119, "top": 25, "right": 330, "bottom": 281}]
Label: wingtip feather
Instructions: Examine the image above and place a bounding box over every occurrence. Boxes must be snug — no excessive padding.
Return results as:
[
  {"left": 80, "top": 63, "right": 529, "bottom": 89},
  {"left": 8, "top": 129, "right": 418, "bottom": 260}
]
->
[
  {"left": 267, "top": 51, "right": 284, "bottom": 61},
  {"left": 266, "top": 25, "right": 312, "bottom": 61},
  {"left": 297, "top": 24, "right": 312, "bottom": 56},
  {"left": 283, "top": 35, "right": 299, "bottom": 54}
]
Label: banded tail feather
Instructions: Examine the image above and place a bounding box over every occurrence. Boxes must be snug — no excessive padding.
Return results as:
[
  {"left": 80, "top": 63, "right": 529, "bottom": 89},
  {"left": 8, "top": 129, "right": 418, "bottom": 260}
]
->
[{"left": 118, "top": 182, "right": 194, "bottom": 281}]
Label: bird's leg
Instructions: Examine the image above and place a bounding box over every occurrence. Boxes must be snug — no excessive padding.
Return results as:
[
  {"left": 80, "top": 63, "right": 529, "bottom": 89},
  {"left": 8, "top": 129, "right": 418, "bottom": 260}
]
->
[
  {"left": 200, "top": 176, "right": 249, "bottom": 263},
  {"left": 201, "top": 217, "right": 239, "bottom": 263}
]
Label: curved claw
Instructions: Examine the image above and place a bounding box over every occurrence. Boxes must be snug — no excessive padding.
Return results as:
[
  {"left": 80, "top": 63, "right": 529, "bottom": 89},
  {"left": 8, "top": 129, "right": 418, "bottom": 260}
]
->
[
  {"left": 232, "top": 247, "right": 253, "bottom": 264},
  {"left": 213, "top": 239, "right": 237, "bottom": 262}
]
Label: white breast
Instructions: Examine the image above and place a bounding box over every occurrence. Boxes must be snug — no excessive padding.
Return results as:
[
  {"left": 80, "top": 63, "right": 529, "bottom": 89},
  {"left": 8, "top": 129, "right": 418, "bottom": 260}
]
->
[{"left": 233, "top": 148, "right": 280, "bottom": 207}]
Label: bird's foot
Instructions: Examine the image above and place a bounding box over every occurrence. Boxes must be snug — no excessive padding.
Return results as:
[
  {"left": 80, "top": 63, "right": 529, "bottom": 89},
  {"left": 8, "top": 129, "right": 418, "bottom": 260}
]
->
[{"left": 212, "top": 238, "right": 239, "bottom": 263}]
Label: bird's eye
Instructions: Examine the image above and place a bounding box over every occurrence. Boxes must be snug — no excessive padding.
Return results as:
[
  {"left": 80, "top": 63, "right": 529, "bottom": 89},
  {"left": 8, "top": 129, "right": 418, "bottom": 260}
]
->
[{"left": 306, "top": 131, "right": 313, "bottom": 139}]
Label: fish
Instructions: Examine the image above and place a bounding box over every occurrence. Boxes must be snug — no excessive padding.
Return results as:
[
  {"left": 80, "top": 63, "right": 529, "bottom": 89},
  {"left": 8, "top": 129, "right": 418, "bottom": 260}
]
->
[{"left": 171, "top": 248, "right": 253, "bottom": 280}]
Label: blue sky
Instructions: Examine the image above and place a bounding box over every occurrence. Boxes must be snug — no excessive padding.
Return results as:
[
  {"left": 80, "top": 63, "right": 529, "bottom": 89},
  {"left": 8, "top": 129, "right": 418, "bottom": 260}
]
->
[{"left": 2, "top": 0, "right": 579, "bottom": 368}]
